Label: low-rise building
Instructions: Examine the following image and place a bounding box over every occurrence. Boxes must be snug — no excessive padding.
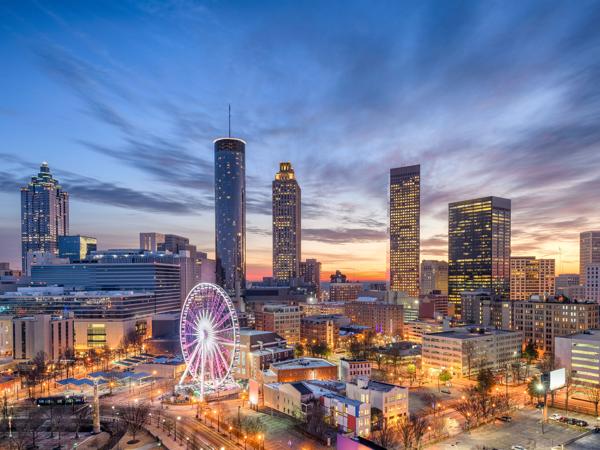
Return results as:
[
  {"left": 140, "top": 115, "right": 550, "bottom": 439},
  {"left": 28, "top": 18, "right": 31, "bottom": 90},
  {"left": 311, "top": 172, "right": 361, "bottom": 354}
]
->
[
  {"left": 12, "top": 314, "right": 75, "bottom": 361},
  {"left": 302, "top": 301, "right": 346, "bottom": 316},
  {"left": 0, "top": 287, "right": 157, "bottom": 350},
  {"left": 255, "top": 304, "right": 302, "bottom": 345},
  {"left": 301, "top": 315, "right": 349, "bottom": 350},
  {"left": 404, "top": 320, "right": 445, "bottom": 344},
  {"left": 264, "top": 381, "right": 370, "bottom": 437},
  {"left": 555, "top": 330, "right": 600, "bottom": 386},
  {"left": 422, "top": 328, "right": 522, "bottom": 378},
  {"left": 513, "top": 296, "right": 600, "bottom": 356},
  {"left": 236, "top": 329, "right": 293, "bottom": 380},
  {"left": 339, "top": 358, "right": 371, "bottom": 382},
  {"left": 418, "top": 293, "right": 448, "bottom": 319},
  {"left": 344, "top": 298, "right": 404, "bottom": 336},
  {"left": 346, "top": 379, "right": 408, "bottom": 424},
  {"left": 262, "top": 357, "right": 338, "bottom": 383}
]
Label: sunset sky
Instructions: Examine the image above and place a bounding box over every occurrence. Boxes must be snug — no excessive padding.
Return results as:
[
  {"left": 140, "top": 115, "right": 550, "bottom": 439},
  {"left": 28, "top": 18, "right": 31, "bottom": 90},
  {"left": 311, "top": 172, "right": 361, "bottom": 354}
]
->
[{"left": 1, "top": 1, "right": 600, "bottom": 280}]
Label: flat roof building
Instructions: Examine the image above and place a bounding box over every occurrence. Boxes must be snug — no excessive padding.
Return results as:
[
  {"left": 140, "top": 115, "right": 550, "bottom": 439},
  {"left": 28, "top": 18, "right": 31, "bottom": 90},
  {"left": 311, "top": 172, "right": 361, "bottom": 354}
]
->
[{"left": 422, "top": 327, "right": 522, "bottom": 378}]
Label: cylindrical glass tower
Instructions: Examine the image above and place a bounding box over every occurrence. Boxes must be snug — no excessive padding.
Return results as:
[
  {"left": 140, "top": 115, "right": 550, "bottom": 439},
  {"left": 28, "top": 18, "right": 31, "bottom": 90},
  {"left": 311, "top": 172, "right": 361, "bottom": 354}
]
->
[{"left": 214, "top": 138, "right": 246, "bottom": 293}]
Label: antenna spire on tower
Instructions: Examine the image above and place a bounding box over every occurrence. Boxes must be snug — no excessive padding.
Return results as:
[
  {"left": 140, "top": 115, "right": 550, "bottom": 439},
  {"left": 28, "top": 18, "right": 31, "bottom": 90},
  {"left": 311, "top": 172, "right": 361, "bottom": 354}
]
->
[{"left": 228, "top": 104, "right": 231, "bottom": 137}]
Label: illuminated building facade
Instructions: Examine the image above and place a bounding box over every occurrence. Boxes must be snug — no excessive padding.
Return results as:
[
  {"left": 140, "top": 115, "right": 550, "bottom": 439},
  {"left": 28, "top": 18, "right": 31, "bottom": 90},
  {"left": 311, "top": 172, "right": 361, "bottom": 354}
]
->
[
  {"left": 510, "top": 256, "right": 555, "bottom": 300},
  {"left": 299, "top": 258, "right": 321, "bottom": 296},
  {"left": 272, "top": 162, "right": 301, "bottom": 283},
  {"left": 580, "top": 231, "right": 600, "bottom": 286},
  {"left": 214, "top": 137, "right": 246, "bottom": 292},
  {"left": 389, "top": 165, "right": 420, "bottom": 296},
  {"left": 448, "top": 196, "right": 511, "bottom": 317},
  {"left": 21, "top": 163, "right": 69, "bottom": 274},
  {"left": 58, "top": 235, "right": 97, "bottom": 262}
]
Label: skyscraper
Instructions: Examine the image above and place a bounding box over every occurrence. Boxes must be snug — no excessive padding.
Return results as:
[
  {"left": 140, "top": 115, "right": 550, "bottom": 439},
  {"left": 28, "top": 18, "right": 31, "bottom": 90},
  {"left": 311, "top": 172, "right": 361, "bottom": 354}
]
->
[
  {"left": 580, "top": 231, "right": 600, "bottom": 285},
  {"left": 272, "top": 162, "right": 301, "bottom": 283},
  {"left": 448, "top": 196, "right": 511, "bottom": 316},
  {"left": 21, "top": 162, "right": 69, "bottom": 274},
  {"left": 214, "top": 137, "right": 246, "bottom": 293},
  {"left": 389, "top": 165, "right": 420, "bottom": 296},
  {"left": 420, "top": 260, "right": 448, "bottom": 295}
]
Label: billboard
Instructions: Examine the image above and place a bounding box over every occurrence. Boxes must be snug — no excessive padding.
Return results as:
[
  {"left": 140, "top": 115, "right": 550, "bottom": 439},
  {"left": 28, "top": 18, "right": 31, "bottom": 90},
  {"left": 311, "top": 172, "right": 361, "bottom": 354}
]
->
[{"left": 549, "top": 368, "right": 566, "bottom": 391}]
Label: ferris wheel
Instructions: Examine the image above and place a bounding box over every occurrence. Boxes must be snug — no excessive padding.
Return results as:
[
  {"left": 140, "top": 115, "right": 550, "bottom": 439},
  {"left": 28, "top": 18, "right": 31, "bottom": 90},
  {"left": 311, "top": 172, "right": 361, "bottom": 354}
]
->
[{"left": 178, "top": 283, "right": 240, "bottom": 400}]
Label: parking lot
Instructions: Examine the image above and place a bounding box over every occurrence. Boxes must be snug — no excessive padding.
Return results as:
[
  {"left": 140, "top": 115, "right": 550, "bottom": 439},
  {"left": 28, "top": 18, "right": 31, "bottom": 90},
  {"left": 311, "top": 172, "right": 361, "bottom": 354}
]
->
[{"left": 427, "top": 407, "right": 593, "bottom": 449}]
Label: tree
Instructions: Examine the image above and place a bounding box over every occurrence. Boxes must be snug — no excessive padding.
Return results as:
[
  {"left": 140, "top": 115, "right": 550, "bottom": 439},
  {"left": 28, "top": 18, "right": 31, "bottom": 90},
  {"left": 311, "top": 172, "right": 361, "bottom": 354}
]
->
[
  {"left": 373, "top": 352, "right": 385, "bottom": 371},
  {"left": 74, "top": 404, "right": 92, "bottom": 439},
  {"left": 476, "top": 368, "right": 496, "bottom": 394},
  {"left": 52, "top": 407, "right": 68, "bottom": 449},
  {"left": 371, "top": 418, "right": 398, "bottom": 449},
  {"left": 523, "top": 341, "right": 538, "bottom": 376},
  {"left": 410, "top": 414, "right": 428, "bottom": 449},
  {"left": 294, "top": 342, "right": 305, "bottom": 358},
  {"left": 24, "top": 407, "right": 45, "bottom": 449},
  {"left": 583, "top": 384, "right": 600, "bottom": 417},
  {"left": 438, "top": 369, "right": 452, "bottom": 392},
  {"left": 62, "top": 347, "right": 76, "bottom": 378},
  {"left": 348, "top": 340, "right": 363, "bottom": 359},
  {"left": 120, "top": 402, "right": 151, "bottom": 444},
  {"left": 564, "top": 370, "right": 576, "bottom": 417},
  {"left": 398, "top": 415, "right": 413, "bottom": 449},
  {"left": 406, "top": 363, "right": 417, "bottom": 386}
]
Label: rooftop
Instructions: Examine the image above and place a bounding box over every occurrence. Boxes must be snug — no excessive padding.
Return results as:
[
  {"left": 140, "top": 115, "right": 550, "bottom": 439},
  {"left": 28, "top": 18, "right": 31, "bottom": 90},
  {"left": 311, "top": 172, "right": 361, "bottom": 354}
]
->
[
  {"left": 271, "top": 357, "right": 336, "bottom": 370},
  {"left": 426, "top": 328, "right": 520, "bottom": 339},
  {"left": 556, "top": 329, "right": 600, "bottom": 342}
]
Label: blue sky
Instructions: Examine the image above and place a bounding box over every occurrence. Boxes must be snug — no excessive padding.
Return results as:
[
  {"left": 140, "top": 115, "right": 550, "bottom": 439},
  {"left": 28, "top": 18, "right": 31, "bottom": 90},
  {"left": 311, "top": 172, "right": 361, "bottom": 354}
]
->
[{"left": 1, "top": 0, "right": 600, "bottom": 279}]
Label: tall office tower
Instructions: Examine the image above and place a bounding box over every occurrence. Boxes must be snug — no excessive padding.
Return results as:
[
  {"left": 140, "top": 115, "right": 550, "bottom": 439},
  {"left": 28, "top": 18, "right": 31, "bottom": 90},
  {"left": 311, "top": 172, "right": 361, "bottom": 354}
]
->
[
  {"left": 448, "top": 196, "right": 511, "bottom": 316},
  {"left": 510, "top": 256, "right": 555, "bottom": 300},
  {"left": 580, "top": 231, "right": 600, "bottom": 285},
  {"left": 389, "top": 165, "right": 420, "bottom": 297},
  {"left": 272, "top": 162, "right": 301, "bottom": 283},
  {"left": 420, "top": 260, "right": 448, "bottom": 295},
  {"left": 214, "top": 137, "right": 246, "bottom": 293},
  {"left": 21, "top": 162, "right": 69, "bottom": 274}
]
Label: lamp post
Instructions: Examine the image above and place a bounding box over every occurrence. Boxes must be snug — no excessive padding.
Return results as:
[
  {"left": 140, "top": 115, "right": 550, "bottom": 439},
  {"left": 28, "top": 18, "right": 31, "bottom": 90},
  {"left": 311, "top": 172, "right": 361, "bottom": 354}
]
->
[
  {"left": 537, "top": 382, "right": 547, "bottom": 434},
  {"left": 8, "top": 414, "right": 12, "bottom": 438},
  {"left": 243, "top": 434, "right": 247, "bottom": 450},
  {"left": 175, "top": 416, "right": 181, "bottom": 441}
]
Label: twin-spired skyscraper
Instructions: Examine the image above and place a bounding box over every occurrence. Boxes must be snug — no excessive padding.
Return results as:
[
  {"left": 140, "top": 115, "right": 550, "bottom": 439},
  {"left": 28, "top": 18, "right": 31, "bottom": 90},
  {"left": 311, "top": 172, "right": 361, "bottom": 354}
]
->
[
  {"left": 389, "top": 165, "right": 421, "bottom": 296},
  {"left": 272, "top": 162, "right": 301, "bottom": 282},
  {"left": 21, "top": 162, "right": 69, "bottom": 274},
  {"left": 214, "top": 137, "right": 246, "bottom": 293}
]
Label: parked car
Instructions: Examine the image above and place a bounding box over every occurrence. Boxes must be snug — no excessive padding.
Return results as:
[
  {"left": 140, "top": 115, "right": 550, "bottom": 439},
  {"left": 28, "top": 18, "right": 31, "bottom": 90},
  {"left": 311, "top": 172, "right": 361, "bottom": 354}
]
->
[
  {"left": 535, "top": 402, "right": 545, "bottom": 409},
  {"left": 593, "top": 426, "right": 600, "bottom": 433},
  {"left": 550, "top": 413, "right": 562, "bottom": 421},
  {"left": 575, "top": 419, "right": 588, "bottom": 427},
  {"left": 511, "top": 446, "right": 527, "bottom": 450},
  {"left": 567, "top": 418, "right": 578, "bottom": 425},
  {"left": 559, "top": 416, "right": 570, "bottom": 423},
  {"left": 497, "top": 416, "right": 512, "bottom": 422}
]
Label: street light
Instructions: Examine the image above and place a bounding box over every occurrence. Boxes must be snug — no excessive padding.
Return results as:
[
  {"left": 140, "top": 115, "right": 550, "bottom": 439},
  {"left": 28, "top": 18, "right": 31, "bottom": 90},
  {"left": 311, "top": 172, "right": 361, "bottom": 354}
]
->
[
  {"left": 175, "top": 416, "right": 181, "bottom": 441},
  {"left": 229, "top": 425, "right": 233, "bottom": 440}
]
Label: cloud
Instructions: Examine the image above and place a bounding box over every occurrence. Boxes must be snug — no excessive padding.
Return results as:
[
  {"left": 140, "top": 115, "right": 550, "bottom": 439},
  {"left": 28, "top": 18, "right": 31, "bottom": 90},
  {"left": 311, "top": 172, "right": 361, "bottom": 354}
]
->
[{"left": 303, "top": 228, "right": 387, "bottom": 244}]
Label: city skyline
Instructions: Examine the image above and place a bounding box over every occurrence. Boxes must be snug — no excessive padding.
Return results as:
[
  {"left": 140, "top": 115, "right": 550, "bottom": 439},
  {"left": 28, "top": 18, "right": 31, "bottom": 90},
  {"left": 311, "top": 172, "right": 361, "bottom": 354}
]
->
[{"left": 2, "top": 2, "right": 600, "bottom": 279}]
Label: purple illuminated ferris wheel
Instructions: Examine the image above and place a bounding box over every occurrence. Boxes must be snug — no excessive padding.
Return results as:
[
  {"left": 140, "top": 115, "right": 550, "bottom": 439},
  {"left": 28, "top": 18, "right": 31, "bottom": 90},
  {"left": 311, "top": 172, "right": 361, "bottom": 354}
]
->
[{"left": 178, "top": 283, "right": 240, "bottom": 400}]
